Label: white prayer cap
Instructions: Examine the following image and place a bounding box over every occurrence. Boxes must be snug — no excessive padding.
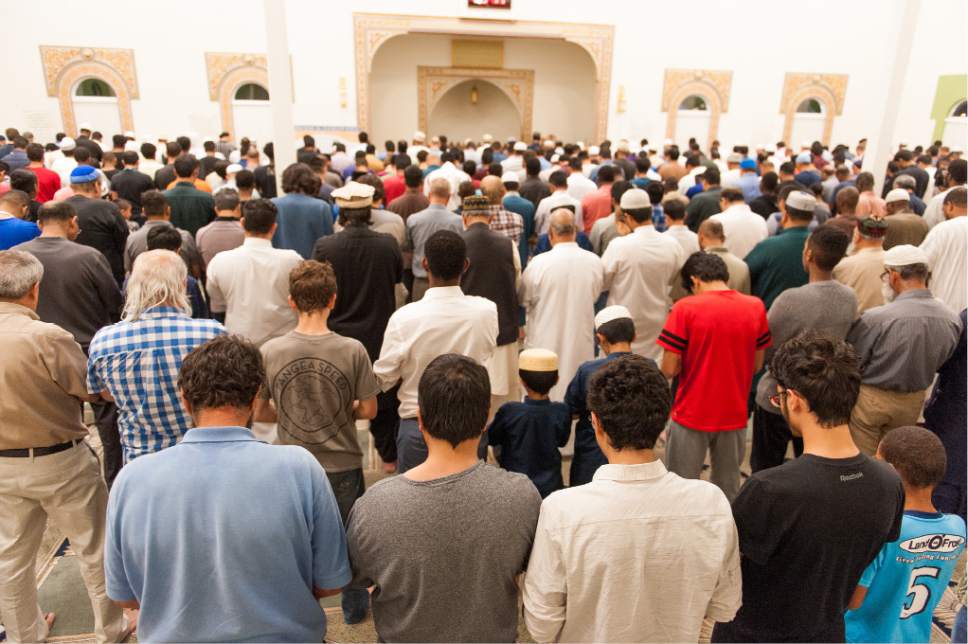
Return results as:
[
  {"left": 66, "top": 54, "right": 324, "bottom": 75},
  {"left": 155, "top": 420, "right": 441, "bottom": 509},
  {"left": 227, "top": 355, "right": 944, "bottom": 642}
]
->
[
  {"left": 550, "top": 154, "right": 560, "bottom": 163},
  {"left": 123, "top": 130, "right": 135, "bottom": 138},
  {"left": 332, "top": 181, "right": 375, "bottom": 209},
  {"left": 616, "top": 139, "right": 630, "bottom": 152},
  {"left": 726, "top": 153, "right": 743, "bottom": 163},
  {"left": 124, "top": 140, "right": 140, "bottom": 152},
  {"left": 78, "top": 122, "right": 93, "bottom": 131},
  {"left": 588, "top": 145, "right": 600, "bottom": 156},
  {"left": 884, "top": 244, "right": 930, "bottom": 269},
  {"left": 576, "top": 141, "right": 586, "bottom": 150},
  {"left": 785, "top": 191, "right": 815, "bottom": 211},
  {"left": 226, "top": 163, "right": 243, "bottom": 174},
  {"left": 413, "top": 130, "right": 426, "bottom": 142},
  {"left": 554, "top": 146, "right": 564, "bottom": 155},
  {"left": 595, "top": 305, "right": 633, "bottom": 328},
  {"left": 886, "top": 188, "right": 910, "bottom": 203},
  {"left": 482, "top": 133, "right": 493, "bottom": 143},
  {"left": 663, "top": 138, "right": 674, "bottom": 146},
  {"left": 59, "top": 137, "right": 76, "bottom": 151},
  {"left": 796, "top": 152, "right": 813, "bottom": 164},
  {"left": 519, "top": 348, "right": 558, "bottom": 372},
  {"left": 543, "top": 139, "right": 555, "bottom": 148},
  {"left": 619, "top": 188, "right": 651, "bottom": 210},
  {"left": 501, "top": 171, "right": 520, "bottom": 184},
  {"left": 513, "top": 141, "right": 527, "bottom": 152}
]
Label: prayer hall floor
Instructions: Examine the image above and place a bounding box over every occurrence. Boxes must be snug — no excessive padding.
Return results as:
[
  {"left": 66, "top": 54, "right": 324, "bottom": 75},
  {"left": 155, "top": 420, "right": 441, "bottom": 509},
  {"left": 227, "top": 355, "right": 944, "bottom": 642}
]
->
[{"left": 18, "top": 420, "right": 962, "bottom": 643}]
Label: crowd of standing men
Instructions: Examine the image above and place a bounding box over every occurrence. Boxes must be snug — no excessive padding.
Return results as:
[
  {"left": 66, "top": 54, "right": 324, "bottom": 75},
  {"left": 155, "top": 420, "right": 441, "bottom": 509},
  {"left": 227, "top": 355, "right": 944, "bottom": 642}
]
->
[{"left": 0, "top": 125, "right": 966, "bottom": 643}]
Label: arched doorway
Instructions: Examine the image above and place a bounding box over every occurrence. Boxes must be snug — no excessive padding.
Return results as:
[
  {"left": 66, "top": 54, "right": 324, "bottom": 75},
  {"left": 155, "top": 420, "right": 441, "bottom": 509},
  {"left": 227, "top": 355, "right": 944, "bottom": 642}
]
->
[
  {"left": 675, "top": 94, "right": 712, "bottom": 151},
  {"left": 429, "top": 79, "right": 522, "bottom": 142},
  {"left": 790, "top": 97, "right": 826, "bottom": 149},
  {"left": 231, "top": 82, "right": 272, "bottom": 146},
  {"left": 72, "top": 77, "right": 122, "bottom": 137},
  {"left": 942, "top": 99, "right": 968, "bottom": 147}
]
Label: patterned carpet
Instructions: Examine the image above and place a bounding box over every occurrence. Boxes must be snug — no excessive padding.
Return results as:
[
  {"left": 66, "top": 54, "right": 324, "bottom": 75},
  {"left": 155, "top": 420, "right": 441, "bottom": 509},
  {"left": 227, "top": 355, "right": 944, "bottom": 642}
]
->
[{"left": 3, "top": 424, "right": 961, "bottom": 643}]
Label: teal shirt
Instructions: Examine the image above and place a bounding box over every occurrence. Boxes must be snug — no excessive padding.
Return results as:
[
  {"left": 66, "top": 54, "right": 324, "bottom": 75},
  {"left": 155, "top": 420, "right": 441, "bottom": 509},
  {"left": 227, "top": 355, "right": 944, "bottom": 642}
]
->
[
  {"left": 745, "top": 226, "right": 810, "bottom": 309},
  {"left": 163, "top": 181, "right": 215, "bottom": 237}
]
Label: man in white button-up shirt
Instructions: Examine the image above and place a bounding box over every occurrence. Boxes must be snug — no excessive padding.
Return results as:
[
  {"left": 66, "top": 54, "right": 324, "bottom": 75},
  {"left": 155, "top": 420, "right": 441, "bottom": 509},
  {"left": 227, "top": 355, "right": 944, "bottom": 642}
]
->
[
  {"left": 523, "top": 354, "right": 741, "bottom": 643},
  {"left": 710, "top": 188, "right": 769, "bottom": 260},
  {"left": 374, "top": 229, "right": 498, "bottom": 473},
  {"left": 422, "top": 151, "right": 470, "bottom": 211},
  {"left": 533, "top": 171, "right": 582, "bottom": 236},
  {"left": 206, "top": 199, "right": 302, "bottom": 346},
  {"left": 601, "top": 188, "right": 686, "bottom": 361}
]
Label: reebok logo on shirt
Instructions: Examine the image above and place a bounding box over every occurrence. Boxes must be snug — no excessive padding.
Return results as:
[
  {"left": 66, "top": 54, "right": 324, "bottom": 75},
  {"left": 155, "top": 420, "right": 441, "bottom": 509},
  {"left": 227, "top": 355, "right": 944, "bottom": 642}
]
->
[{"left": 839, "top": 472, "right": 864, "bottom": 482}]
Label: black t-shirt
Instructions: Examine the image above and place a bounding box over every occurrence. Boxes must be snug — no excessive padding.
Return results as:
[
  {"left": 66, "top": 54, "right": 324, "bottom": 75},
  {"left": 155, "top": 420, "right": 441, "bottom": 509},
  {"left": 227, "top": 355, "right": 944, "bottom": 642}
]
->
[
  {"left": 199, "top": 155, "right": 219, "bottom": 180},
  {"left": 254, "top": 165, "right": 277, "bottom": 199},
  {"left": 154, "top": 164, "right": 176, "bottom": 190},
  {"left": 714, "top": 453, "right": 904, "bottom": 643},
  {"left": 67, "top": 195, "right": 129, "bottom": 286},
  {"left": 111, "top": 169, "right": 155, "bottom": 214}
]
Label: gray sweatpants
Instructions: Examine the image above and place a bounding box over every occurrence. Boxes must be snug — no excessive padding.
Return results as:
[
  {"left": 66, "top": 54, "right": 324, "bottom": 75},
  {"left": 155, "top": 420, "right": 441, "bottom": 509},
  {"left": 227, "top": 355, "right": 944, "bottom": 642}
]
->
[{"left": 665, "top": 421, "right": 746, "bottom": 502}]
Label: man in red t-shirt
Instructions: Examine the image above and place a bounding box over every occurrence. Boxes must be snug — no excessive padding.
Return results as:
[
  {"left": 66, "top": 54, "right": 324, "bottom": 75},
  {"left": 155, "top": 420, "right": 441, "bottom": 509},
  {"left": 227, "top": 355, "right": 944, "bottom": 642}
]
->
[
  {"left": 26, "top": 143, "right": 61, "bottom": 203},
  {"left": 658, "top": 251, "right": 770, "bottom": 501},
  {"left": 381, "top": 154, "right": 410, "bottom": 206}
]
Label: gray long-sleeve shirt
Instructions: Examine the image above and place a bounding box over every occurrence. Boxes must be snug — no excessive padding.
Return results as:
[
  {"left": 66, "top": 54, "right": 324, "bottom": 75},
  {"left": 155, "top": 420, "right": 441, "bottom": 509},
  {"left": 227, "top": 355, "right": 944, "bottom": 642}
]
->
[{"left": 846, "top": 289, "right": 962, "bottom": 392}]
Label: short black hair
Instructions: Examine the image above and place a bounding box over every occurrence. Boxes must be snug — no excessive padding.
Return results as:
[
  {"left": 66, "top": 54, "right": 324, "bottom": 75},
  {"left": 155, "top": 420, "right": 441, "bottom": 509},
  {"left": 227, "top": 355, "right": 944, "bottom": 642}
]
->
[
  {"left": 10, "top": 169, "right": 37, "bottom": 196},
  {"left": 242, "top": 198, "right": 277, "bottom": 234},
  {"left": 525, "top": 156, "right": 541, "bottom": 177},
  {"left": 519, "top": 369, "right": 558, "bottom": 395},
  {"left": 645, "top": 181, "right": 664, "bottom": 205},
  {"left": 720, "top": 187, "right": 744, "bottom": 203},
  {"left": 178, "top": 336, "right": 264, "bottom": 412},
  {"left": 418, "top": 354, "right": 490, "bottom": 448},
  {"left": 203, "top": 140, "right": 216, "bottom": 153},
  {"left": 141, "top": 142, "right": 157, "bottom": 160},
  {"left": 74, "top": 147, "right": 91, "bottom": 163},
  {"left": 425, "top": 229, "right": 465, "bottom": 281},
  {"left": 38, "top": 200, "right": 75, "bottom": 223},
  {"left": 174, "top": 155, "right": 198, "bottom": 178},
  {"left": 587, "top": 354, "right": 670, "bottom": 450},
  {"left": 235, "top": 169, "right": 255, "bottom": 189},
  {"left": 112, "top": 134, "right": 127, "bottom": 148},
  {"left": 611, "top": 179, "right": 631, "bottom": 204},
  {"left": 395, "top": 153, "right": 412, "bottom": 170},
  {"left": 663, "top": 199, "right": 686, "bottom": 221},
  {"left": 666, "top": 147, "right": 680, "bottom": 161},
  {"left": 681, "top": 251, "right": 729, "bottom": 292},
  {"left": 807, "top": 224, "right": 850, "bottom": 271},
  {"left": 141, "top": 190, "right": 168, "bottom": 217},
  {"left": 146, "top": 225, "right": 183, "bottom": 252},
  {"left": 597, "top": 165, "right": 616, "bottom": 183},
  {"left": 403, "top": 164, "right": 423, "bottom": 188},
  {"left": 26, "top": 143, "right": 44, "bottom": 162},
  {"left": 760, "top": 171, "right": 779, "bottom": 193},
  {"left": 770, "top": 333, "right": 861, "bottom": 428},
  {"left": 176, "top": 136, "right": 191, "bottom": 152},
  {"left": 122, "top": 150, "right": 139, "bottom": 166},
  {"left": 702, "top": 166, "right": 721, "bottom": 185},
  {"left": 878, "top": 425, "right": 947, "bottom": 489},
  {"left": 165, "top": 141, "right": 181, "bottom": 159},
  {"left": 949, "top": 159, "right": 967, "bottom": 184},
  {"left": 944, "top": 186, "right": 966, "bottom": 208},
  {"left": 597, "top": 317, "right": 635, "bottom": 344},
  {"left": 635, "top": 156, "right": 651, "bottom": 173},
  {"left": 549, "top": 170, "right": 567, "bottom": 188}
]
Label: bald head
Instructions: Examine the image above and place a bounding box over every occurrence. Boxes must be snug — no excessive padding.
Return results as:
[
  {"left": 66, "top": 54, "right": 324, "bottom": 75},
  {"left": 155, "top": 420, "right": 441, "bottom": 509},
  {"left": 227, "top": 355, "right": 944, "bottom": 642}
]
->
[
  {"left": 481, "top": 175, "right": 505, "bottom": 205},
  {"left": 428, "top": 178, "right": 451, "bottom": 204},
  {"left": 548, "top": 208, "right": 577, "bottom": 244},
  {"left": 698, "top": 219, "right": 725, "bottom": 250}
]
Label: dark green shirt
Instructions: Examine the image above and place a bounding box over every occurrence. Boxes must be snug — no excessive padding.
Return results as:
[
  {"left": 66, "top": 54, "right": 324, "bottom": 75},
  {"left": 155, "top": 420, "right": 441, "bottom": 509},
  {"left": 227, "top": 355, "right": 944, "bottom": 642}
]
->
[
  {"left": 685, "top": 187, "right": 722, "bottom": 231},
  {"left": 745, "top": 226, "right": 810, "bottom": 310},
  {"left": 162, "top": 181, "right": 214, "bottom": 237}
]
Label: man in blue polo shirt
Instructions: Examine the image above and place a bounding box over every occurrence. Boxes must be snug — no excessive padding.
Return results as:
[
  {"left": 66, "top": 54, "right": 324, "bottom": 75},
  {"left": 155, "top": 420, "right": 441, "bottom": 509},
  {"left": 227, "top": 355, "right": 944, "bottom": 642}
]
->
[
  {"left": 0, "top": 189, "right": 40, "bottom": 249},
  {"left": 105, "top": 335, "right": 351, "bottom": 642}
]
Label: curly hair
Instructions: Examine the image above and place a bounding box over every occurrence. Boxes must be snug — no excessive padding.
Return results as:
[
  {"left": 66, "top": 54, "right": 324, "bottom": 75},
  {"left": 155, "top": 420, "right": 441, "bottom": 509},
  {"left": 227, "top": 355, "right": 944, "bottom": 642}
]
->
[
  {"left": 770, "top": 332, "right": 861, "bottom": 427},
  {"left": 289, "top": 260, "right": 337, "bottom": 313},
  {"left": 281, "top": 162, "right": 322, "bottom": 195},
  {"left": 178, "top": 335, "right": 264, "bottom": 412},
  {"left": 680, "top": 251, "right": 729, "bottom": 293},
  {"left": 878, "top": 426, "right": 947, "bottom": 489},
  {"left": 587, "top": 354, "right": 670, "bottom": 450}
]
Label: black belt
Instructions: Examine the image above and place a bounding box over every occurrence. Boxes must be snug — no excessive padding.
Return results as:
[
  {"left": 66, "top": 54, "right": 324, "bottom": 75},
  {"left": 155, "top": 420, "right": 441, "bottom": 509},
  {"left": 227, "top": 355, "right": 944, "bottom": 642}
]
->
[{"left": 0, "top": 440, "right": 80, "bottom": 458}]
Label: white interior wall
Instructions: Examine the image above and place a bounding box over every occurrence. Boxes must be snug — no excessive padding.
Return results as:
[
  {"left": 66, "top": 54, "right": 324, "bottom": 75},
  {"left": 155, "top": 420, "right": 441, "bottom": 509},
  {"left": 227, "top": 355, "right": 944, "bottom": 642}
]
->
[
  {"left": 0, "top": 0, "right": 964, "bottom": 150},
  {"left": 429, "top": 80, "right": 522, "bottom": 142}
]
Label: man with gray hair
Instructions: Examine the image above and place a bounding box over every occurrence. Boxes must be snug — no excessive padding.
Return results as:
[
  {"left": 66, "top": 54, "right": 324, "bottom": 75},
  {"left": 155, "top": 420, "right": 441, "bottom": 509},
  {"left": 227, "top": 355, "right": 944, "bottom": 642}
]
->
[
  {"left": 0, "top": 250, "right": 133, "bottom": 643},
  {"left": 405, "top": 177, "right": 462, "bottom": 301},
  {"left": 87, "top": 250, "right": 225, "bottom": 462},
  {"left": 846, "top": 244, "right": 962, "bottom": 455},
  {"left": 519, "top": 208, "right": 604, "bottom": 400}
]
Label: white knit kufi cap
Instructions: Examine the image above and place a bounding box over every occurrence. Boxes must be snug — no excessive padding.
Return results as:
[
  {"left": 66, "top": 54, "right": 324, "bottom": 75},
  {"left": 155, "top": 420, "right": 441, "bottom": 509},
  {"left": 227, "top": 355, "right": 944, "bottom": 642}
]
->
[{"left": 595, "top": 305, "right": 633, "bottom": 328}]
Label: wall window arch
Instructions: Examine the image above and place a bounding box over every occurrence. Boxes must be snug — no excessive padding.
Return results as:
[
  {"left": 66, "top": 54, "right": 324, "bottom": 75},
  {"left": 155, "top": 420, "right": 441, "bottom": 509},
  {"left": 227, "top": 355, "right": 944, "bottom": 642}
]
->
[
  {"left": 662, "top": 69, "right": 732, "bottom": 151},
  {"left": 796, "top": 98, "right": 824, "bottom": 114},
  {"left": 951, "top": 100, "right": 967, "bottom": 118},
  {"left": 205, "top": 52, "right": 272, "bottom": 144},
  {"left": 780, "top": 73, "right": 848, "bottom": 146},
  {"left": 234, "top": 83, "right": 269, "bottom": 101},
  {"left": 678, "top": 95, "right": 708, "bottom": 111},
  {"left": 40, "top": 46, "right": 138, "bottom": 137}
]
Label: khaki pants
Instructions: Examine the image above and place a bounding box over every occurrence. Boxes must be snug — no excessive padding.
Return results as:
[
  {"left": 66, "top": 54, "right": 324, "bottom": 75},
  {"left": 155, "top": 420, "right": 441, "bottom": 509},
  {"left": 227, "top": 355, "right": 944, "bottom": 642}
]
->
[
  {"left": 849, "top": 384, "right": 927, "bottom": 455},
  {"left": 0, "top": 441, "right": 125, "bottom": 643}
]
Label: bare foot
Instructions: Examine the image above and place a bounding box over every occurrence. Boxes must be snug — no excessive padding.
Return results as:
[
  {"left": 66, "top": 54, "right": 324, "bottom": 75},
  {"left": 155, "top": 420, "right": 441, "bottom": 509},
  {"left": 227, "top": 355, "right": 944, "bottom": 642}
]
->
[
  {"left": 120, "top": 608, "right": 139, "bottom": 641},
  {"left": 44, "top": 612, "right": 56, "bottom": 630},
  {"left": 382, "top": 461, "right": 397, "bottom": 474}
]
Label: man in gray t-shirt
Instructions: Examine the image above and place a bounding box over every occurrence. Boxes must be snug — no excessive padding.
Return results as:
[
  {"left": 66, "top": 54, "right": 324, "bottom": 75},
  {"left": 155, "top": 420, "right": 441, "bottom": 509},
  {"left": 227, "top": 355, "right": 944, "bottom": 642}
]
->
[
  {"left": 347, "top": 354, "right": 541, "bottom": 642},
  {"left": 255, "top": 259, "right": 380, "bottom": 625},
  {"left": 751, "top": 224, "right": 857, "bottom": 472}
]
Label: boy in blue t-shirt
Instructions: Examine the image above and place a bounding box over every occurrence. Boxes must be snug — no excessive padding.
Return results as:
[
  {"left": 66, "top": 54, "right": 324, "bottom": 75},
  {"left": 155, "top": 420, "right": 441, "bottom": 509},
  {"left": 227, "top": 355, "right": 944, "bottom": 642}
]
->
[
  {"left": 487, "top": 348, "right": 570, "bottom": 498},
  {"left": 846, "top": 426, "right": 967, "bottom": 643}
]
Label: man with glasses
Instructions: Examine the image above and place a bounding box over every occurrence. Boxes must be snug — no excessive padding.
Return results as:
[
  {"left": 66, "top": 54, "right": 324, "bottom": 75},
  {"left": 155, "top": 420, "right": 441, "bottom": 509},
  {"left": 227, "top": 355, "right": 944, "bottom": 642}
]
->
[{"left": 712, "top": 334, "right": 904, "bottom": 643}]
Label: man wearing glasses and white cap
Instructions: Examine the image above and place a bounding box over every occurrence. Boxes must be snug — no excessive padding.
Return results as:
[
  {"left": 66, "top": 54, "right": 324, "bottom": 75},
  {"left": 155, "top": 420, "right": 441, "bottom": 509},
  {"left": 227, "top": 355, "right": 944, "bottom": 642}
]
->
[{"left": 846, "top": 244, "right": 962, "bottom": 455}]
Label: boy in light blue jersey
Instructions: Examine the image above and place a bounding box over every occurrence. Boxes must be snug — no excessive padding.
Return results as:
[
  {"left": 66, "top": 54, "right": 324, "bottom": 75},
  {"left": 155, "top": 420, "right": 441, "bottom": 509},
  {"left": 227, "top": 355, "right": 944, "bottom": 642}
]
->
[{"left": 846, "top": 426, "right": 967, "bottom": 643}]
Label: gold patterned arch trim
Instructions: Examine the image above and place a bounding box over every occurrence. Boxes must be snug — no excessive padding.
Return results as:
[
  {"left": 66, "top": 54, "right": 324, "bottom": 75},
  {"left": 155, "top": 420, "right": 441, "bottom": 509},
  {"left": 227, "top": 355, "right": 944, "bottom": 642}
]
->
[
  {"left": 205, "top": 52, "right": 270, "bottom": 139},
  {"left": 662, "top": 69, "right": 733, "bottom": 146},
  {"left": 779, "top": 73, "right": 848, "bottom": 146},
  {"left": 354, "top": 13, "right": 613, "bottom": 142},
  {"left": 418, "top": 67, "right": 534, "bottom": 140},
  {"left": 39, "top": 46, "right": 139, "bottom": 136}
]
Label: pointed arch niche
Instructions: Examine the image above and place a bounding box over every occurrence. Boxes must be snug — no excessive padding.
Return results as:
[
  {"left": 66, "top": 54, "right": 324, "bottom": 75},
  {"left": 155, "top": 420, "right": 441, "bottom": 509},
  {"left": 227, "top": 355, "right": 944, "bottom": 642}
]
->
[
  {"left": 205, "top": 52, "right": 270, "bottom": 139},
  {"left": 662, "top": 69, "right": 733, "bottom": 147},
  {"left": 779, "top": 73, "right": 848, "bottom": 146},
  {"left": 418, "top": 66, "right": 533, "bottom": 141},
  {"left": 40, "top": 46, "right": 139, "bottom": 136},
  {"left": 354, "top": 13, "right": 613, "bottom": 142}
]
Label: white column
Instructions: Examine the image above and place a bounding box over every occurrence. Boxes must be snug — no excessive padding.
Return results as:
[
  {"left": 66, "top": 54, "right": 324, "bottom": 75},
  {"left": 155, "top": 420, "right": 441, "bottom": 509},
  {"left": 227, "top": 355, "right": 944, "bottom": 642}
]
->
[
  {"left": 263, "top": 0, "right": 296, "bottom": 197},
  {"left": 862, "top": 0, "right": 921, "bottom": 196}
]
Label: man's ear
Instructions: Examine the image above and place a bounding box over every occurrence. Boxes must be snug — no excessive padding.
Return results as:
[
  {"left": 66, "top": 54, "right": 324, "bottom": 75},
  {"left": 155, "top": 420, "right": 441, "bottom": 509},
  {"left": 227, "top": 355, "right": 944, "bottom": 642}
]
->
[{"left": 179, "top": 391, "right": 193, "bottom": 417}]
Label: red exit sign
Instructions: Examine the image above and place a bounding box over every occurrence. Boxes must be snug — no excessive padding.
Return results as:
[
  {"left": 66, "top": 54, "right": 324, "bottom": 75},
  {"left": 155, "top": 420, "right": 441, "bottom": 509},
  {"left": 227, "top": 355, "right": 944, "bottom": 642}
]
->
[{"left": 469, "top": 0, "right": 511, "bottom": 8}]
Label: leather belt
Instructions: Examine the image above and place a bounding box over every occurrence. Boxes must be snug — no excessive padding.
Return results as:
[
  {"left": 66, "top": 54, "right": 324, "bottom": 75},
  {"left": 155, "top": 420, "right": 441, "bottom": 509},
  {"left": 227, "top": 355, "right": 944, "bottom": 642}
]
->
[{"left": 0, "top": 440, "right": 80, "bottom": 458}]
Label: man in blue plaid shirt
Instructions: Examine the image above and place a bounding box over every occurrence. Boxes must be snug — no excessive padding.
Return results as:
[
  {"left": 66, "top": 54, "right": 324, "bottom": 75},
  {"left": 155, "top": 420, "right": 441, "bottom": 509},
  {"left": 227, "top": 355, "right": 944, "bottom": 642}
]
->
[{"left": 88, "top": 249, "right": 224, "bottom": 461}]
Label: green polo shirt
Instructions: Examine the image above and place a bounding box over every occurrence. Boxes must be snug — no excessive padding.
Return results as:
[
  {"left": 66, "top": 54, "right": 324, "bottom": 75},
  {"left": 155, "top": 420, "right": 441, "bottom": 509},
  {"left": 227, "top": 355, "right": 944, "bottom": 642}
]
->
[
  {"left": 685, "top": 187, "right": 722, "bottom": 231},
  {"left": 162, "top": 182, "right": 214, "bottom": 237},
  {"left": 745, "top": 226, "right": 810, "bottom": 309}
]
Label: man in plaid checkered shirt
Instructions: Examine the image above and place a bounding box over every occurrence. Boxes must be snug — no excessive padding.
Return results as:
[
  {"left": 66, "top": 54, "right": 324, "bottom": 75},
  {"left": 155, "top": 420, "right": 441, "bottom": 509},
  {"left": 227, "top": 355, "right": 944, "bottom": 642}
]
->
[
  {"left": 87, "top": 249, "right": 224, "bottom": 462},
  {"left": 481, "top": 175, "right": 524, "bottom": 245}
]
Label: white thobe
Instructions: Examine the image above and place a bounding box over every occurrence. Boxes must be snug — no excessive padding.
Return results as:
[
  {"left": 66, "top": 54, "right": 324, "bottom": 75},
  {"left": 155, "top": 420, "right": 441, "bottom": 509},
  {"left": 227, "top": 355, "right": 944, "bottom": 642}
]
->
[
  {"left": 710, "top": 204, "right": 769, "bottom": 259},
  {"left": 677, "top": 166, "right": 705, "bottom": 194},
  {"left": 663, "top": 225, "right": 700, "bottom": 256},
  {"left": 534, "top": 190, "right": 583, "bottom": 235},
  {"left": 567, "top": 172, "right": 597, "bottom": 202},
  {"left": 519, "top": 242, "right": 605, "bottom": 400},
  {"left": 924, "top": 187, "right": 956, "bottom": 229},
  {"left": 919, "top": 216, "right": 967, "bottom": 314},
  {"left": 602, "top": 226, "right": 686, "bottom": 361}
]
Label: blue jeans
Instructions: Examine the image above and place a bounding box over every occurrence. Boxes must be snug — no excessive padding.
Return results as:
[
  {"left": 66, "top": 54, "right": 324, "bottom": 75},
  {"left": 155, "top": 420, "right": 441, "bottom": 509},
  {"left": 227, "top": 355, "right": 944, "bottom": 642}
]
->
[
  {"left": 325, "top": 468, "right": 369, "bottom": 624},
  {"left": 955, "top": 605, "right": 966, "bottom": 644},
  {"left": 396, "top": 418, "right": 487, "bottom": 474}
]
